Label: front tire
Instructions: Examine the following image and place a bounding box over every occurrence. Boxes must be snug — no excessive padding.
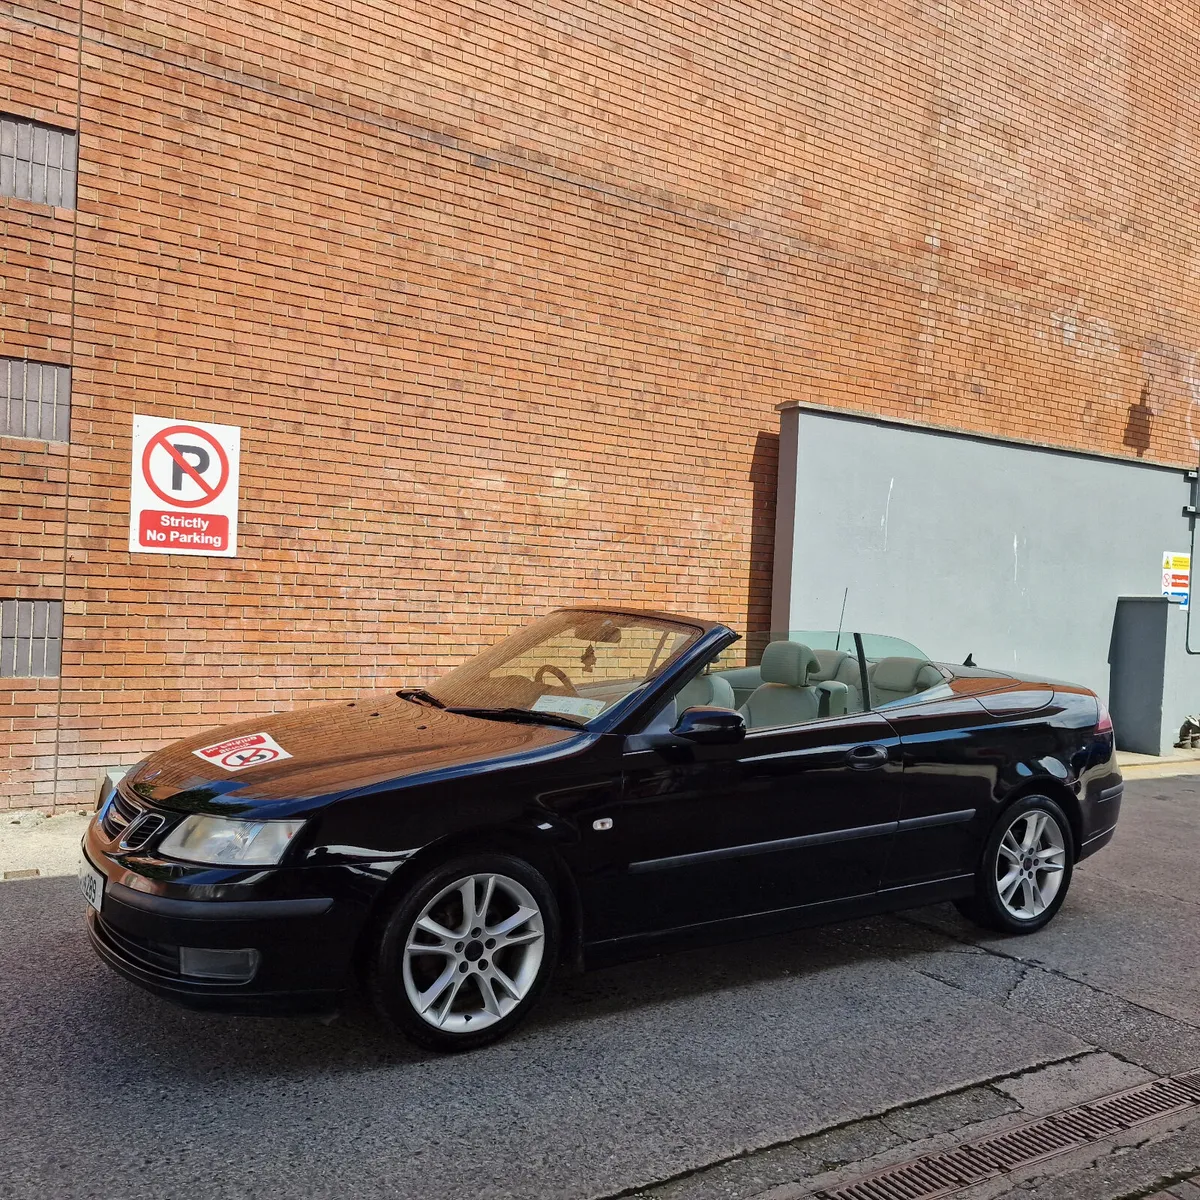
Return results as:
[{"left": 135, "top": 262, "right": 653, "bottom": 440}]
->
[
  {"left": 954, "top": 795, "right": 1074, "bottom": 934},
  {"left": 370, "top": 853, "right": 560, "bottom": 1052}
]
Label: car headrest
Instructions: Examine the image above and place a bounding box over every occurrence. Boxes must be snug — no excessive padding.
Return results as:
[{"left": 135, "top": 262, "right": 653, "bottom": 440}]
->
[
  {"left": 677, "top": 672, "right": 736, "bottom": 711},
  {"left": 809, "top": 649, "right": 848, "bottom": 683},
  {"left": 759, "top": 641, "right": 821, "bottom": 687},
  {"left": 872, "top": 657, "right": 937, "bottom": 691}
]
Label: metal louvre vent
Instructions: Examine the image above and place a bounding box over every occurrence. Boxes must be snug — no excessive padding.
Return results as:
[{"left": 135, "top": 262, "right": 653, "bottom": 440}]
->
[
  {"left": 817, "top": 1073, "right": 1200, "bottom": 1200},
  {"left": 0, "top": 358, "right": 71, "bottom": 441},
  {"left": 0, "top": 600, "right": 63, "bottom": 677},
  {"left": 0, "top": 115, "right": 78, "bottom": 208}
]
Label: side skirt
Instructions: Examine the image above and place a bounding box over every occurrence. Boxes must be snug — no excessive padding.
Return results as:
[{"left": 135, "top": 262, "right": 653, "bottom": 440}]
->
[{"left": 582, "top": 873, "right": 975, "bottom": 969}]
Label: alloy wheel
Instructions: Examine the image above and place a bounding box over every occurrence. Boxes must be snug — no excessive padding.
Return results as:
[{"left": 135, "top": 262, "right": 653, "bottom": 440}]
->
[
  {"left": 402, "top": 872, "right": 545, "bottom": 1032},
  {"left": 994, "top": 808, "right": 1067, "bottom": 920}
]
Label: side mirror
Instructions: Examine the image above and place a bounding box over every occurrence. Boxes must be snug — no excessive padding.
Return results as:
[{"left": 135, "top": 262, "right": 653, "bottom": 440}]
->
[{"left": 671, "top": 705, "right": 746, "bottom": 745}]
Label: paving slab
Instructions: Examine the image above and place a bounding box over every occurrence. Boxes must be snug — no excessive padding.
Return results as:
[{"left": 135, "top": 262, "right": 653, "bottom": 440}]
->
[
  {"left": 991, "top": 1053, "right": 1156, "bottom": 1115},
  {"left": 1115, "top": 750, "right": 1200, "bottom": 780},
  {"left": 635, "top": 1080, "right": 1025, "bottom": 1200},
  {"left": 904, "top": 920, "right": 1200, "bottom": 1079},
  {"left": 910, "top": 790, "right": 1200, "bottom": 1030}
]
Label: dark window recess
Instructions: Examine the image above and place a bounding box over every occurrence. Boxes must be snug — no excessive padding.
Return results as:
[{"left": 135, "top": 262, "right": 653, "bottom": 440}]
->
[
  {"left": 0, "top": 358, "right": 71, "bottom": 440},
  {"left": 0, "top": 115, "right": 78, "bottom": 208},
  {"left": 0, "top": 600, "right": 63, "bottom": 678}
]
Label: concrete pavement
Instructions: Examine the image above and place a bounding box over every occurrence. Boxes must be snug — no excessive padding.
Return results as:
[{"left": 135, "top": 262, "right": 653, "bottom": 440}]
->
[
  {"left": 0, "top": 808, "right": 90, "bottom": 881},
  {"left": 1117, "top": 748, "right": 1200, "bottom": 781},
  {"left": 0, "top": 779, "right": 1196, "bottom": 1200}
]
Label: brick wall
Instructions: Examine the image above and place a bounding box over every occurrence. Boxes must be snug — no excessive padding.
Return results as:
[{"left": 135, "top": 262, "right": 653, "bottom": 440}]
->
[{"left": 3, "top": 0, "right": 1200, "bottom": 806}]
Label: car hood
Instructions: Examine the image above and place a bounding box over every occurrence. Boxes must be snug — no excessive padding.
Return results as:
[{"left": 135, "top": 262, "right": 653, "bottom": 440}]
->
[{"left": 124, "top": 692, "right": 583, "bottom": 815}]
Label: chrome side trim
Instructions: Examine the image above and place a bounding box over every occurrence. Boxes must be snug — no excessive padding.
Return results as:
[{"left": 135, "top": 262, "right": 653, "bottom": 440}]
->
[
  {"left": 628, "top": 821, "right": 898, "bottom": 873},
  {"left": 628, "top": 808, "right": 977, "bottom": 873},
  {"left": 739, "top": 740, "right": 864, "bottom": 761},
  {"left": 895, "top": 808, "right": 976, "bottom": 832},
  {"left": 877, "top": 871, "right": 974, "bottom": 896},
  {"left": 1097, "top": 783, "right": 1125, "bottom": 803},
  {"left": 1082, "top": 820, "right": 1120, "bottom": 847}
]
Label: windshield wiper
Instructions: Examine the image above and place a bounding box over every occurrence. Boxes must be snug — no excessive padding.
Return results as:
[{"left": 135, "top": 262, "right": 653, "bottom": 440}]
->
[
  {"left": 396, "top": 687, "right": 447, "bottom": 709},
  {"left": 445, "top": 706, "right": 586, "bottom": 730}
]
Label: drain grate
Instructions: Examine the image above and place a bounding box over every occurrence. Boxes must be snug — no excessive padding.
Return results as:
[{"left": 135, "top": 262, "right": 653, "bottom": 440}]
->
[{"left": 817, "top": 1069, "right": 1200, "bottom": 1200}]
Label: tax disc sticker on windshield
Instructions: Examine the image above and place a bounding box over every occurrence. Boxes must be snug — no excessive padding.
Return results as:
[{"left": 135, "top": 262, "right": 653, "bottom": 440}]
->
[
  {"left": 193, "top": 732, "right": 293, "bottom": 772},
  {"left": 531, "top": 695, "right": 605, "bottom": 719}
]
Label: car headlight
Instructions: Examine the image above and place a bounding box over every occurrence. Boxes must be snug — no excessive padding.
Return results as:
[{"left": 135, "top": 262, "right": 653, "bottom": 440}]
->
[{"left": 157, "top": 815, "right": 306, "bottom": 866}]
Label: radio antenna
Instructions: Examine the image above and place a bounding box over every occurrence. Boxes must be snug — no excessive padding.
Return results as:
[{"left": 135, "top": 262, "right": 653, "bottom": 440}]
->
[{"left": 835, "top": 587, "right": 848, "bottom": 650}]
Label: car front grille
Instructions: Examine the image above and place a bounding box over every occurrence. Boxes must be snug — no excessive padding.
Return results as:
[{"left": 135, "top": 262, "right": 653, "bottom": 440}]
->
[
  {"left": 120, "top": 811, "right": 167, "bottom": 851},
  {"left": 93, "top": 914, "right": 182, "bottom": 978},
  {"left": 99, "top": 786, "right": 141, "bottom": 841},
  {"left": 98, "top": 785, "right": 168, "bottom": 850}
]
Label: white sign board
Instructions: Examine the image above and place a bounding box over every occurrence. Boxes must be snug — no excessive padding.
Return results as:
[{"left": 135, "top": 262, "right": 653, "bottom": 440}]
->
[
  {"left": 1162, "top": 551, "right": 1191, "bottom": 609},
  {"left": 129, "top": 415, "right": 240, "bottom": 556}
]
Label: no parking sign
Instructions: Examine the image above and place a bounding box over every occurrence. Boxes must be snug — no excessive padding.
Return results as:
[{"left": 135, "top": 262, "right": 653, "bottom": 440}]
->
[
  {"left": 128, "top": 414, "right": 241, "bottom": 557},
  {"left": 193, "top": 732, "right": 293, "bottom": 772}
]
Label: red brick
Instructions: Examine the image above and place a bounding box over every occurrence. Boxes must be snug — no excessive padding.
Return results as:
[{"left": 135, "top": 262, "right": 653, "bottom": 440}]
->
[{"left": 3, "top": 0, "right": 1200, "bottom": 806}]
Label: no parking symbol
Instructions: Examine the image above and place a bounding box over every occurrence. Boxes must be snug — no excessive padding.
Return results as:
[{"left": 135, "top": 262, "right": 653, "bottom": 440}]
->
[
  {"left": 222, "top": 746, "right": 280, "bottom": 769},
  {"left": 194, "top": 732, "right": 293, "bottom": 772},
  {"left": 129, "top": 414, "right": 241, "bottom": 557}
]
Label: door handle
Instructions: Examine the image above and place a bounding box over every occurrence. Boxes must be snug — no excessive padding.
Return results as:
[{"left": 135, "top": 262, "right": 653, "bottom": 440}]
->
[{"left": 846, "top": 743, "right": 889, "bottom": 771}]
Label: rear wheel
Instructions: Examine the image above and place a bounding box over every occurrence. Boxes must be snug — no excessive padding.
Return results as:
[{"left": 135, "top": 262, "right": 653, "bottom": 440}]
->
[
  {"left": 370, "top": 853, "right": 560, "bottom": 1052},
  {"left": 954, "top": 795, "right": 1074, "bottom": 933}
]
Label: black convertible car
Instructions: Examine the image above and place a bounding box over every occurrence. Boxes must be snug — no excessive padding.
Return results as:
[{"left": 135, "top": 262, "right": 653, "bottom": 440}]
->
[{"left": 82, "top": 607, "right": 1122, "bottom": 1051}]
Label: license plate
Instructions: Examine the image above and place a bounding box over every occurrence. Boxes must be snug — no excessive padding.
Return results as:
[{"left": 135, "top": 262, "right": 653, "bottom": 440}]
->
[{"left": 78, "top": 857, "right": 105, "bottom": 912}]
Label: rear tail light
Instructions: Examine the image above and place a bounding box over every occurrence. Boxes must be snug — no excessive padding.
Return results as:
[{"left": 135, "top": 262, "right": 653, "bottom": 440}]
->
[{"left": 1096, "top": 699, "right": 1114, "bottom": 735}]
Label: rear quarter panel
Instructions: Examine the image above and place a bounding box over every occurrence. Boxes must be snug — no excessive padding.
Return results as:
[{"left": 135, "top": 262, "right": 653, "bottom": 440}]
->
[{"left": 880, "top": 679, "right": 1112, "bottom": 887}]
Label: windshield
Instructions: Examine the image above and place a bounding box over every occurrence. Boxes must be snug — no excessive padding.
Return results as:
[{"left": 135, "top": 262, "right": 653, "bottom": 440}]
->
[{"left": 426, "top": 610, "right": 705, "bottom": 723}]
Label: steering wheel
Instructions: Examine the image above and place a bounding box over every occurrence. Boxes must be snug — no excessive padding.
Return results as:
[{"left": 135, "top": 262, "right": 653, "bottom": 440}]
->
[{"left": 533, "top": 664, "right": 578, "bottom": 696}]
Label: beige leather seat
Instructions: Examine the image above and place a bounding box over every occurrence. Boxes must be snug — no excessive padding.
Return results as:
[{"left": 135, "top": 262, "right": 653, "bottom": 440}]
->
[
  {"left": 739, "top": 641, "right": 834, "bottom": 729},
  {"left": 810, "top": 649, "right": 847, "bottom": 682},
  {"left": 869, "top": 657, "right": 943, "bottom": 706},
  {"left": 675, "top": 671, "right": 737, "bottom": 716},
  {"left": 711, "top": 665, "right": 762, "bottom": 709},
  {"left": 810, "top": 649, "right": 865, "bottom": 713}
]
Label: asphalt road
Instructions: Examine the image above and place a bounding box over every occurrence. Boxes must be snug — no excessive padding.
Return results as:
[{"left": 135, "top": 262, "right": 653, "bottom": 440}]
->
[{"left": 0, "top": 779, "right": 1197, "bottom": 1200}]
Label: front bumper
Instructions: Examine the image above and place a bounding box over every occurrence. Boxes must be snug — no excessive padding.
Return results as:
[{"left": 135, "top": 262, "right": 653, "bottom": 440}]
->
[{"left": 82, "top": 818, "right": 374, "bottom": 1016}]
